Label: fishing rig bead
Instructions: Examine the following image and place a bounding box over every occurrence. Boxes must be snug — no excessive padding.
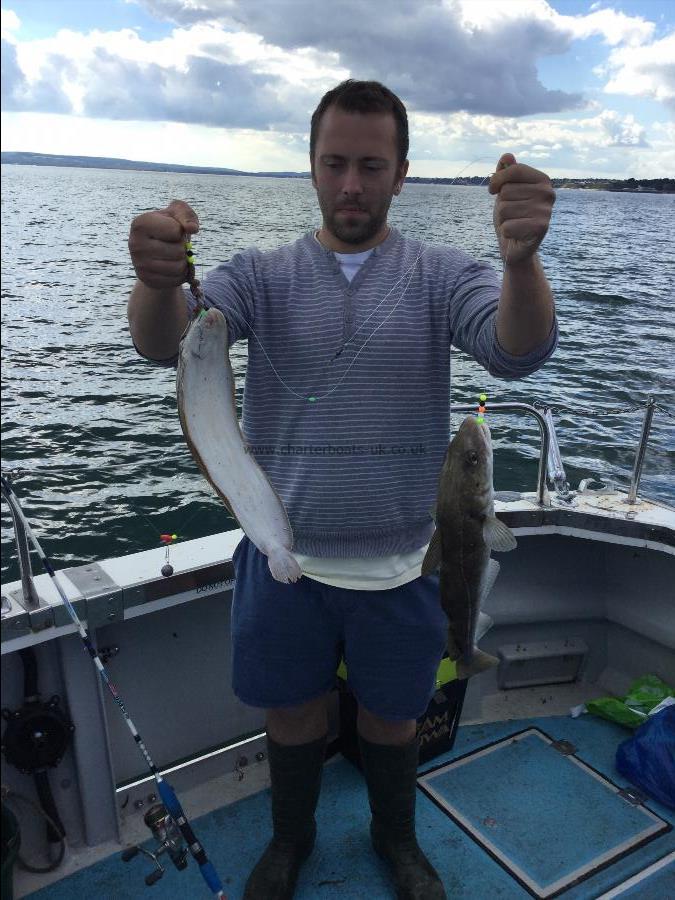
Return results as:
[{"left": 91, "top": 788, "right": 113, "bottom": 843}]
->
[
  {"left": 476, "top": 393, "right": 487, "bottom": 423},
  {"left": 161, "top": 563, "right": 174, "bottom": 577}
]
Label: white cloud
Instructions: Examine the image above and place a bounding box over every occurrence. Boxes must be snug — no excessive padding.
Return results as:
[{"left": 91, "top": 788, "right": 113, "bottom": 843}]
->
[
  {"left": 1, "top": 1, "right": 673, "bottom": 178},
  {"left": 1, "top": 8, "right": 20, "bottom": 40},
  {"left": 3, "top": 0, "right": 669, "bottom": 130},
  {"left": 66, "top": 0, "right": 582, "bottom": 119},
  {"left": 0, "top": 110, "right": 312, "bottom": 172},
  {"left": 199, "top": 0, "right": 586, "bottom": 116},
  {"left": 2, "top": 94, "right": 671, "bottom": 180},
  {"left": 603, "top": 32, "right": 675, "bottom": 109},
  {"left": 3, "top": 18, "right": 347, "bottom": 128},
  {"left": 453, "top": 0, "right": 654, "bottom": 49},
  {"left": 598, "top": 110, "right": 648, "bottom": 146},
  {"left": 566, "top": 8, "right": 654, "bottom": 47},
  {"left": 406, "top": 107, "right": 656, "bottom": 177}
]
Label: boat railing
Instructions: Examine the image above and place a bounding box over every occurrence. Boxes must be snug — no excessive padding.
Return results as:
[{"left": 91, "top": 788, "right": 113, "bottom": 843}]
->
[
  {"left": 454, "top": 402, "right": 550, "bottom": 505},
  {"left": 0, "top": 399, "right": 659, "bottom": 614},
  {"left": 544, "top": 408, "right": 571, "bottom": 498},
  {"left": 627, "top": 396, "right": 657, "bottom": 504},
  {"left": 0, "top": 475, "right": 40, "bottom": 611},
  {"left": 455, "top": 395, "right": 657, "bottom": 507}
]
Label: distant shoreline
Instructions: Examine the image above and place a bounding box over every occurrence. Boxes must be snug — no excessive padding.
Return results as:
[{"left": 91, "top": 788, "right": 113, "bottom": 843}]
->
[{"left": 2, "top": 151, "right": 673, "bottom": 193}]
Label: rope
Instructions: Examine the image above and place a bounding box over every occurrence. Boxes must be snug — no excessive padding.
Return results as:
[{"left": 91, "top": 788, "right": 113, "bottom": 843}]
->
[{"left": 1, "top": 785, "right": 66, "bottom": 874}]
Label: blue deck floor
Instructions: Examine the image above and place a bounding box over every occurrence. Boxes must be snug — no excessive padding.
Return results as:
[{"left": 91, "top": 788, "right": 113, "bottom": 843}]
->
[{"left": 30, "top": 714, "right": 674, "bottom": 900}]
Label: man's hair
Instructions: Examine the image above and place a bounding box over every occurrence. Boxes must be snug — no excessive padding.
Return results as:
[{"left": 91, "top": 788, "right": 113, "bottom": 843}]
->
[{"left": 310, "top": 80, "right": 409, "bottom": 167}]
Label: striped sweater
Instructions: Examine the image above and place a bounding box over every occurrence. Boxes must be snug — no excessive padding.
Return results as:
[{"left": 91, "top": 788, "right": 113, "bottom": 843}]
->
[{"left": 178, "top": 227, "right": 557, "bottom": 558}]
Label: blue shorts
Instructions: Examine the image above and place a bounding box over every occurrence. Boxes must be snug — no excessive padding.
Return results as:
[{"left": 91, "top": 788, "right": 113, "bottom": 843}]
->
[{"left": 230, "top": 536, "right": 447, "bottom": 721}]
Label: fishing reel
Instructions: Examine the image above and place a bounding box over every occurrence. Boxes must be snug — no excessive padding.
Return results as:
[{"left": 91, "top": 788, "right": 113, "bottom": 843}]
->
[{"left": 121, "top": 803, "right": 188, "bottom": 886}]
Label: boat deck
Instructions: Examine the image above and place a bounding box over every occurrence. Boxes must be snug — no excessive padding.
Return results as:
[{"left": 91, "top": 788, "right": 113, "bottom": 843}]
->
[
  {"left": 19, "top": 711, "right": 675, "bottom": 900},
  {"left": 4, "top": 482, "right": 673, "bottom": 899}
]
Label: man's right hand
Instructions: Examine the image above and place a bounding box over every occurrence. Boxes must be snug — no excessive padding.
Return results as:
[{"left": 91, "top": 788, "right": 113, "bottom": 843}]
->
[{"left": 128, "top": 200, "right": 200, "bottom": 290}]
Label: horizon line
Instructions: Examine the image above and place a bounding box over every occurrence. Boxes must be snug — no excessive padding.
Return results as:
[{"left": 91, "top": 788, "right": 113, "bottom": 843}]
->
[{"left": 1, "top": 151, "right": 673, "bottom": 184}]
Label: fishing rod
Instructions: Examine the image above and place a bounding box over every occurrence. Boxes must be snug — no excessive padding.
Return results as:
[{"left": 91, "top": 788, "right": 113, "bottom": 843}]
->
[{"left": 0, "top": 474, "right": 227, "bottom": 899}]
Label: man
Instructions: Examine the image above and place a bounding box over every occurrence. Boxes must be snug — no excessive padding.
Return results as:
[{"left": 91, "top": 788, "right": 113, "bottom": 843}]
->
[{"left": 128, "top": 80, "right": 556, "bottom": 899}]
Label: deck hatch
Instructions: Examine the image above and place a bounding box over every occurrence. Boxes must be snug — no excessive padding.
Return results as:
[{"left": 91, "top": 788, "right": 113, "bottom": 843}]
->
[{"left": 417, "top": 727, "right": 671, "bottom": 899}]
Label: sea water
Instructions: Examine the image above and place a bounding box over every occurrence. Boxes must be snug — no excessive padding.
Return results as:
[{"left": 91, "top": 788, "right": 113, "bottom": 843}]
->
[{"left": 1, "top": 165, "right": 673, "bottom": 581}]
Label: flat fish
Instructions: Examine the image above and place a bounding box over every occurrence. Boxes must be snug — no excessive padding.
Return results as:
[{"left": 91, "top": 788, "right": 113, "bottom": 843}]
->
[{"left": 177, "top": 307, "right": 301, "bottom": 583}]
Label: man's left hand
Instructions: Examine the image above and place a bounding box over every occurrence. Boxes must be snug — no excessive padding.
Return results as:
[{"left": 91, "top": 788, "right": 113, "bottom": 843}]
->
[{"left": 489, "top": 153, "right": 555, "bottom": 265}]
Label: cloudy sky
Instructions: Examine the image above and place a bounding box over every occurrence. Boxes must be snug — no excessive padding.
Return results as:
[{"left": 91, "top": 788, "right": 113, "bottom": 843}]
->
[{"left": 1, "top": 0, "right": 673, "bottom": 178}]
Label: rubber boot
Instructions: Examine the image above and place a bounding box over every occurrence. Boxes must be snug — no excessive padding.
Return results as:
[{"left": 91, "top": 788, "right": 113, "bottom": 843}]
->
[
  {"left": 243, "top": 733, "right": 326, "bottom": 900},
  {"left": 358, "top": 735, "right": 446, "bottom": 900}
]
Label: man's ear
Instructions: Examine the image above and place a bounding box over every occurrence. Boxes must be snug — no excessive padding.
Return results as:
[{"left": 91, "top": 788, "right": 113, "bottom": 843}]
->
[
  {"left": 394, "top": 160, "right": 409, "bottom": 195},
  {"left": 310, "top": 155, "right": 317, "bottom": 189}
]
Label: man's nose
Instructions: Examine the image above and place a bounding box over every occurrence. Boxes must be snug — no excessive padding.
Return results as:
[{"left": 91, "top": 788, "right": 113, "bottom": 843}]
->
[{"left": 341, "top": 165, "right": 363, "bottom": 195}]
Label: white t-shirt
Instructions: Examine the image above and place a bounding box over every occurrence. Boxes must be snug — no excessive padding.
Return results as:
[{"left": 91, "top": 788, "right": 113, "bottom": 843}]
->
[{"left": 333, "top": 248, "right": 374, "bottom": 282}]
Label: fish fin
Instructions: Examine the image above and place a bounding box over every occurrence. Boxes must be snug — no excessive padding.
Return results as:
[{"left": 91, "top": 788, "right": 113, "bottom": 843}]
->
[
  {"left": 483, "top": 515, "right": 517, "bottom": 552},
  {"left": 475, "top": 610, "right": 494, "bottom": 642},
  {"left": 421, "top": 529, "right": 442, "bottom": 575},
  {"left": 456, "top": 648, "right": 499, "bottom": 680},
  {"left": 479, "top": 558, "right": 500, "bottom": 605}
]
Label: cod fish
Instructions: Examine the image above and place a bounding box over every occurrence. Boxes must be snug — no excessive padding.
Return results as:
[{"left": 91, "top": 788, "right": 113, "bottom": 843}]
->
[
  {"left": 177, "top": 307, "right": 302, "bottom": 584},
  {"left": 422, "top": 415, "right": 517, "bottom": 679}
]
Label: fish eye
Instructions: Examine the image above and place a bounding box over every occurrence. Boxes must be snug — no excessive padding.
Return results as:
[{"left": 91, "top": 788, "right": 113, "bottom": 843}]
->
[{"left": 465, "top": 450, "right": 479, "bottom": 466}]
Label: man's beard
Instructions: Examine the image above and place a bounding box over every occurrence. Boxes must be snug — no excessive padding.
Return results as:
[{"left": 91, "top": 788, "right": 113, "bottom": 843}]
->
[{"left": 320, "top": 197, "right": 392, "bottom": 245}]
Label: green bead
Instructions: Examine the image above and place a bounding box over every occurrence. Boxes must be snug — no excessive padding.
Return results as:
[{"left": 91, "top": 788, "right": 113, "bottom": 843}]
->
[
  {"left": 479, "top": 393, "right": 487, "bottom": 402},
  {"left": 476, "top": 415, "right": 484, "bottom": 423},
  {"left": 308, "top": 396, "right": 317, "bottom": 402}
]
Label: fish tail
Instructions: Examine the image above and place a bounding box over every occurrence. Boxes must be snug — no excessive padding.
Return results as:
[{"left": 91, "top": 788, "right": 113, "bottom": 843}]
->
[
  {"left": 456, "top": 648, "right": 499, "bottom": 680},
  {"left": 267, "top": 548, "right": 302, "bottom": 584}
]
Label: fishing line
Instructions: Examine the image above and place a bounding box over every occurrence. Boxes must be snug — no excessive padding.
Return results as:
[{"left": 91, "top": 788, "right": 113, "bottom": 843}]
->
[
  {"left": 0, "top": 160, "right": 516, "bottom": 572},
  {"left": 185, "top": 156, "right": 500, "bottom": 405},
  {"left": 181, "top": 237, "right": 424, "bottom": 403},
  {"left": 0, "top": 165, "right": 512, "bottom": 571},
  {"left": 0, "top": 419, "right": 200, "bottom": 560},
  {"left": 59, "top": 419, "right": 208, "bottom": 538},
  {"left": 0, "top": 474, "right": 228, "bottom": 900},
  {"left": 477, "top": 236, "right": 513, "bottom": 423},
  {"left": 475, "top": 152, "right": 529, "bottom": 424},
  {"left": 328, "top": 241, "right": 422, "bottom": 349},
  {"left": 243, "top": 242, "right": 424, "bottom": 402}
]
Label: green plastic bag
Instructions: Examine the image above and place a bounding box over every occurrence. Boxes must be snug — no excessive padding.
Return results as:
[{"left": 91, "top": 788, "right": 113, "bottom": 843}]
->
[{"left": 586, "top": 675, "right": 674, "bottom": 729}]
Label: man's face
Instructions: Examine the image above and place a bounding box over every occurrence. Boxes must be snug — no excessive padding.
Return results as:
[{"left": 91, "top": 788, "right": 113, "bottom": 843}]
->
[{"left": 311, "top": 106, "right": 408, "bottom": 252}]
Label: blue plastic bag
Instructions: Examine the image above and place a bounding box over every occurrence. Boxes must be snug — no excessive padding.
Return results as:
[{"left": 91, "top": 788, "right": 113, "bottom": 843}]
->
[{"left": 615, "top": 707, "right": 675, "bottom": 809}]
